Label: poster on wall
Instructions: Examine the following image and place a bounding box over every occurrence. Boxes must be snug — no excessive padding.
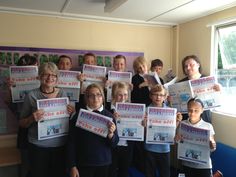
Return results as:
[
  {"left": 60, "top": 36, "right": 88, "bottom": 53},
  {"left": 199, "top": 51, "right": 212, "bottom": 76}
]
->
[
  {"left": 0, "top": 46, "right": 143, "bottom": 73},
  {"left": 0, "top": 65, "right": 9, "bottom": 90},
  {"left": 0, "top": 46, "right": 143, "bottom": 125}
]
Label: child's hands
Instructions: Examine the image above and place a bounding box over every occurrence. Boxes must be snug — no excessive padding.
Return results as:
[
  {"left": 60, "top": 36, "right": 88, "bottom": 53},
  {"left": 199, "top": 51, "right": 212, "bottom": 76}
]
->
[
  {"left": 210, "top": 136, "right": 216, "bottom": 151},
  {"left": 78, "top": 73, "right": 85, "bottom": 82},
  {"left": 67, "top": 104, "right": 75, "bottom": 115},
  {"left": 174, "top": 134, "right": 183, "bottom": 143},
  {"left": 213, "top": 83, "right": 221, "bottom": 92},
  {"left": 107, "top": 121, "right": 116, "bottom": 139},
  {"left": 141, "top": 114, "right": 147, "bottom": 127},
  {"left": 176, "top": 112, "right": 182, "bottom": 126},
  {"left": 102, "top": 77, "right": 107, "bottom": 84},
  {"left": 113, "top": 111, "right": 120, "bottom": 120},
  {"left": 105, "top": 80, "right": 112, "bottom": 88}
]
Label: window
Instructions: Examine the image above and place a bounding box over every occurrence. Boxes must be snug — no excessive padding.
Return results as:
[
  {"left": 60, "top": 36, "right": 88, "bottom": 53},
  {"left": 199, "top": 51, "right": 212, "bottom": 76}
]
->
[{"left": 212, "top": 23, "right": 236, "bottom": 116}]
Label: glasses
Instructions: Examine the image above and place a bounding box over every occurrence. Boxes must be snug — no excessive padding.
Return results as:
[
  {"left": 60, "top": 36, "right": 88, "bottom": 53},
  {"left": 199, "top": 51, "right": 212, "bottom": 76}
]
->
[
  {"left": 88, "top": 93, "right": 103, "bottom": 99},
  {"left": 151, "top": 94, "right": 165, "bottom": 97},
  {"left": 42, "top": 73, "right": 57, "bottom": 79}
]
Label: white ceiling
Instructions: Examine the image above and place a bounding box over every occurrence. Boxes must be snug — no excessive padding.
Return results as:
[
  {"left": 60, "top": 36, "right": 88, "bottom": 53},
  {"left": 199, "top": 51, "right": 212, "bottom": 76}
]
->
[{"left": 0, "top": 0, "right": 236, "bottom": 26}]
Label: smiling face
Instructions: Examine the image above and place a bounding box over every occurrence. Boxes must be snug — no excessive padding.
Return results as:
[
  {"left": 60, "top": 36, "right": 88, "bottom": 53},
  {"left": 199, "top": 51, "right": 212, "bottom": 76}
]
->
[
  {"left": 39, "top": 62, "right": 58, "bottom": 89},
  {"left": 40, "top": 70, "right": 58, "bottom": 88},
  {"left": 187, "top": 101, "right": 204, "bottom": 124},
  {"left": 58, "top": 57, "right": 72, "bottom": 70},
  {"left": 114, "top": 88, "right": 129, "bottom": 103},
  {"left": 113, "top": 57, "right": 126, "bottom": 72},
  {"left": 184, "top": 58, "right": 200, "bottom": 78},
  {"left": 137, "top": 63, "right": 148, "bottom": 75},
  {"left": 86, "top": 87, "right": 104, "bottom": 110}
]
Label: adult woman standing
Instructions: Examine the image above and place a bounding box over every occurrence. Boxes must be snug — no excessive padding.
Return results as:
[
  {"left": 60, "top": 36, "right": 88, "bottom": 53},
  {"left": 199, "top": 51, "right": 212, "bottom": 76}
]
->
[
  {"left": 179, "top": 55, "right": 220, "bottom": 123},
  {"left": 19, "top": 62, "right": 74, "bottom": 177}
]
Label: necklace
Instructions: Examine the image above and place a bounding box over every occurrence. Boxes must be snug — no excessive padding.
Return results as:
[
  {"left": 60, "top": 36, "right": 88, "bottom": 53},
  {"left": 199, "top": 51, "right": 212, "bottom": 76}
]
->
[{"left": 40, "top": 86, "right": 55, "bottom": 94}]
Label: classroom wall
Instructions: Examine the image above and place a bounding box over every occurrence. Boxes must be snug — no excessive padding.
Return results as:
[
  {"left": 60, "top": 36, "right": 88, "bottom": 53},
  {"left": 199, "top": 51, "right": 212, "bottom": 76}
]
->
[
  {"left": 1, "top": 7, "right": 236, "bottom": 176},
  {"left": 178, "top": 6, "right": 236, "bottom": 149},
  {"left": 0, "top": 12, "right": 173, "bottom": 75},
  {"left": 178, "top": 6, "right": 236, "bottom": 78}
]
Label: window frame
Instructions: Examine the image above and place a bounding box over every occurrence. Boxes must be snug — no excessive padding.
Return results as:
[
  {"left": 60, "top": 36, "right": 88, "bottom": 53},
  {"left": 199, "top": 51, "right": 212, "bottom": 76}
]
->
[{"left": 211, "top": 22, "right": 236, "bottom": 117}]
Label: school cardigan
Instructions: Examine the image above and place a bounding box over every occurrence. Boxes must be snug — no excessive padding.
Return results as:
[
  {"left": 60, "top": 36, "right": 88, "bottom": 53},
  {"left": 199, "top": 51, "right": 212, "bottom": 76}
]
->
[
  {"left": 67, "top": 108, "right": 119, "bottom": 168},
  {"left": 131, "top": 74, "right": 151, "bottom": 106}
]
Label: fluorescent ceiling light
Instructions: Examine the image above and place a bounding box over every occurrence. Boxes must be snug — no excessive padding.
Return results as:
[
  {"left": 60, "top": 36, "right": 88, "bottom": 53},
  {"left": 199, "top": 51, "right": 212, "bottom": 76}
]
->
[{"left": 104, "top": 0, "right": 128, "bottom": 13}]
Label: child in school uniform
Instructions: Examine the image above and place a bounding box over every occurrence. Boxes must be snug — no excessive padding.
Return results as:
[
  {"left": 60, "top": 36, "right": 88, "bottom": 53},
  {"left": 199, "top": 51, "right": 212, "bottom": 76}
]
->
[
  {"left": 131, "top": 56, "right": 152, "bottom": 173},
  {"left": 144, "top": 84, "right": 182, "bottom": 177},
  {"left": 108, "top": 81, "right": 134, "bottom": 177},
  {"left": 67, "top": 83, "right": 119, "bottom": 177},
  {"left": 112, "top": 54, "right": 127, "bottom": 72},
  {"left": 76, "top": 53, "right": 98, "bottom": 109},
  {"left": 105, "top": 54, "right": 133, "bottom": 110},
  {"left": 131, "top": 56, "right": 151, "bottom": 106},
  {"left": 150, "top": 59, "right": 164, "bottom": 85},
  {"left": 57, "top": 55, "right": 73, "bottom": 71},
  {"left": 112, "top": 55, "right": 132, "bottom": 88},
  {"left": 176, "top": 98, "right": 216, "bottom": 177},
  {"left": 57, "top": 54, "right": 79, "bottom": 110}
]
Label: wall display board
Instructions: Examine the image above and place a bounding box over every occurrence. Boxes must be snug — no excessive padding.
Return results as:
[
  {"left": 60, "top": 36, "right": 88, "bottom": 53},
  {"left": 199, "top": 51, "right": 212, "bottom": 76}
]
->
[{"left": 0, "top": 46, "right": 143, "bottom": 135}]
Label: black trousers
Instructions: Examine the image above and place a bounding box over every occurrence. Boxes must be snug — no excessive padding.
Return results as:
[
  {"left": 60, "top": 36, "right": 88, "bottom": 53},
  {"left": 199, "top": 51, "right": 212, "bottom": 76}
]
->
[
  {"left": 183, "top": 165, "right": 212, "bottom": 177},
  {"left": 78, "top": 165, "right": 109, "bottom": 177},
  {"left": 109, "top": 145, "right": 133, "bottom": 177},
  {"left": 144, "top": 150, "right": 170, "bottom": 177},
  {"left": 28, "top": 143, "right": 66, "bottom": 177}
]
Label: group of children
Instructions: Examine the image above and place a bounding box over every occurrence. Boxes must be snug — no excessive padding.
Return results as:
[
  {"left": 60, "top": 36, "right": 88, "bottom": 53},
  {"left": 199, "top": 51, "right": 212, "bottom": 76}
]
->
[{"left": 6, "top": 53, "right": 217, "bottom": 177}]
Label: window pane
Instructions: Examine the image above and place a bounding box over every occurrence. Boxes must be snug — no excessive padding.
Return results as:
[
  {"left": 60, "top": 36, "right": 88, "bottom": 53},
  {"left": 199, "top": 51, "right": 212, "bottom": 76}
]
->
[
  {"left": 215, "top": 25, "right": 236, "bottom": 116},
  {"left": 218, "top": 25, "right": 236, "bottom": 69}
]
